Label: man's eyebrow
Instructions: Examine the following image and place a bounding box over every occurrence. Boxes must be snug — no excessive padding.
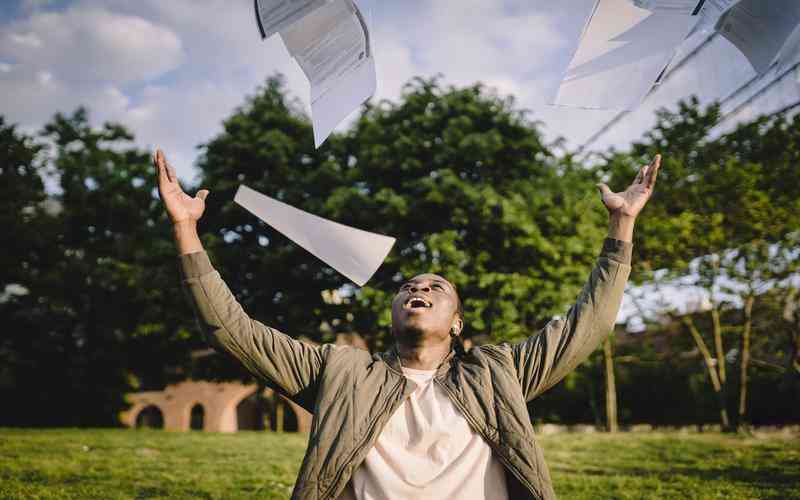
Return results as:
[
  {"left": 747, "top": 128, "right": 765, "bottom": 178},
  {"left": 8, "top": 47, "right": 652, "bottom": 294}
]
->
[{"left": 400, "top": 278, "right": 453, "bottom": 290}]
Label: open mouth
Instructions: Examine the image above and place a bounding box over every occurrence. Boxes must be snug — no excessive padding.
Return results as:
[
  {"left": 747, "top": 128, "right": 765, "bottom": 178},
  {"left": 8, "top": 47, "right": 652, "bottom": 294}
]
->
[{"left": 405, "top": 296, "right": 432, "bottom": 309}]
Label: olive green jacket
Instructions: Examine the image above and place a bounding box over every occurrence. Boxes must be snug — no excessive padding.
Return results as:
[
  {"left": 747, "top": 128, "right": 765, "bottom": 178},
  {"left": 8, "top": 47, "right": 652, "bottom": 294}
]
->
[{"left": 180, "top": 238, "right": 631, "bottom": 500}]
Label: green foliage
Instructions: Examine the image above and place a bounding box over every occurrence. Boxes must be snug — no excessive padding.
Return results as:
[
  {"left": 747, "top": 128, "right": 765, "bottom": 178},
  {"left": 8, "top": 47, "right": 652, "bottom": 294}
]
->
[
  {"left": 0, "top": 118, "right": 48, "bottom": 413},
  {"left": 338, "top": 78, "right": 607, "bottom": 345},
  {"left": 1, "top": 429, "right": 797, "bottom": 499},
  {"left": 198, "top": 76, "right": 607, "bottom": 350},
  {"left": 0, "top": 110, "right": 199, "bottom": 426},
  {"left": 597, "top": 99, "right": 800, "bottom": 428},
  {"left": 195, "top": 77, "right": 337, "bottom": 356},
  {"left": 0, "top": 117, "right": 46, "bottom": 288},
  {"left": 600, "top": 98, "right": 800, "bottom": 276},
  {"left": 2, "top": 76, "right": 798, "bottom": 428}
]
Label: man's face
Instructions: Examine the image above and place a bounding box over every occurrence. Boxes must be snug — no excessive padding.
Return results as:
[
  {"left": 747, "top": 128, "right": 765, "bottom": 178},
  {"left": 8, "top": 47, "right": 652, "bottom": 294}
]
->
[{"left": 391, "top": 273, "right": 461, "bottom": 342}]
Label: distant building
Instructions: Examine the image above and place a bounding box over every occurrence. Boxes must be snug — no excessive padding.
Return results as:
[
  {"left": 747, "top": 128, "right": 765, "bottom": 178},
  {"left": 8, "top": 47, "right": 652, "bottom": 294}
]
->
[{"left": 121, "top": 332, "right": 369, "bottom": 433}]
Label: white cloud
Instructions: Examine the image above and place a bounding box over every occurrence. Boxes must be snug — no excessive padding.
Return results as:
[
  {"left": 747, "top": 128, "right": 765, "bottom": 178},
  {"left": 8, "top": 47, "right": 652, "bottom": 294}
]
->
[
  {"left": 0, "top": 0, "right": 610, "bottom": 181},
  {"left": 0, "top": 4, "right": 184, "bottom": 84},
  {"left": 36, "top": 69, "right": 52, "bottom": 86},
  {"left": 9, "top": 31, "right": 42, "bottom": 48},
  {"left": 0, "top": 1, "right": 307, "bottom": 181}
]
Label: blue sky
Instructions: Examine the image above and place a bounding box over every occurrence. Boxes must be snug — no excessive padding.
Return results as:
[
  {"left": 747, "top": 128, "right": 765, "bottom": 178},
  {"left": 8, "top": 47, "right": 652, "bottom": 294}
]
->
[
  {"left": 0, "top": 0, "right": 777, "bottom": 184},
  {"left": 0, "top": 0, "right": 627, "bottom": 181}
]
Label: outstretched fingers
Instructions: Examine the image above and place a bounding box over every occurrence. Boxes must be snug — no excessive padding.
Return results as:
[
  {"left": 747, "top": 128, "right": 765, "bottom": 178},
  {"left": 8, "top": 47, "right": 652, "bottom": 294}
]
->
[
  {"left": 161, "top": 150, "right": 178, "bottom": 184},
  {"left": 635, "top": 164, "right": 648, "bottom": 184},
  {"left": 154, "top": 149, "right": 169, "bottom": 186},
  {"left": 596, "top": 182, "right": 613, "bottom": 197},
  {"left": 646, "top": 154, "right": 661, "bottom": 189},
  {"left": 155, "top": 148, "right": 183, "bottom": 193}
]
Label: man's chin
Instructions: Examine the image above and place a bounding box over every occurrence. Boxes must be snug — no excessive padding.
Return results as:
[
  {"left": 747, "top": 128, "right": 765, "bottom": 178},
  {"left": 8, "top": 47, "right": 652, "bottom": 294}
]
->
[{"left": 393, "top": 319, "right": 440, "bottom": 340}]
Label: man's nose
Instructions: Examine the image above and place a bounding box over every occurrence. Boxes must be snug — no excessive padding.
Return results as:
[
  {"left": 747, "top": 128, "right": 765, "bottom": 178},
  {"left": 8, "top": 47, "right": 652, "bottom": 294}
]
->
[{"left": 410, "top": 284, "right": 430, "bottom": 293}]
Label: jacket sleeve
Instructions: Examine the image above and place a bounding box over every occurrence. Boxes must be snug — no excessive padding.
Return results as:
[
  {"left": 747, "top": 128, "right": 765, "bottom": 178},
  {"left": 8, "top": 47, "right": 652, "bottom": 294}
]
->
[
  {"left": 180, "top": 251, "right": 328, "bottom": 412},
  {"left": 511, "top": 238, "right": 632, "bottom": 402}
]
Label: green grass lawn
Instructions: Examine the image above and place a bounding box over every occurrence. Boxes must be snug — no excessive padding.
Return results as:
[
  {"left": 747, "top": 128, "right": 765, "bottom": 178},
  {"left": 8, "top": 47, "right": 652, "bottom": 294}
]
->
[{"left": 1, "top": 429, "right": 798, "bottom": 499}]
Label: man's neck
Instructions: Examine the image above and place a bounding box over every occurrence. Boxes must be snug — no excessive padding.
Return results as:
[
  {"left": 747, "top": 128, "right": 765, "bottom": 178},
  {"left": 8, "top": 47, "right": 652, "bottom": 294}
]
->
[{"left": 395, "top": 339, "right": 452, "bottom": 370}]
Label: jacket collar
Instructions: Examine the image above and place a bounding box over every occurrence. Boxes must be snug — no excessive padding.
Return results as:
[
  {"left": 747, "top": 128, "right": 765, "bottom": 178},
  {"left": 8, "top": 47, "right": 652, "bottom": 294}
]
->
[{"left": 379, "top": 344, "right": 457, "bottom": 378}]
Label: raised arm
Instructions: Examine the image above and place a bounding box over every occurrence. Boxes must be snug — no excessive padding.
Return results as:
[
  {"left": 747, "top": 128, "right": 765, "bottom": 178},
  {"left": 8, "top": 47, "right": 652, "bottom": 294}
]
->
[
  {"left": 512, "top": 155, "right": 661, "bottom": 402},
  {"left": 155, "top": 149, "right": 328, "bottom": 412}
]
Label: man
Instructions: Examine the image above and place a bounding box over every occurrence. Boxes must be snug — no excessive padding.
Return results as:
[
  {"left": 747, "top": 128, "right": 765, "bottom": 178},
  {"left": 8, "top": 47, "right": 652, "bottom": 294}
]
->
[{"left": 155, "top": 149, "right": 660, "bottom": 500}]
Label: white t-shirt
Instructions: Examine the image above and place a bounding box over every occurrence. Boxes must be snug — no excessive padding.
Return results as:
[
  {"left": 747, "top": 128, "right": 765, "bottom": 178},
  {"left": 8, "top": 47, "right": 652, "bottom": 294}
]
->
[{"left": 340, "top": 366, "right": 509, "bottom": 500}]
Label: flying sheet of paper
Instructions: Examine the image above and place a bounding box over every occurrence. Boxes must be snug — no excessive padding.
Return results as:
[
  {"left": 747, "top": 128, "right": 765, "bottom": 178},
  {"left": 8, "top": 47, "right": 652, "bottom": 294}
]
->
[
  {"left": 553, "top": 0, "right": 700, "bottom": 110},
  {"left": 280, "top": 0, "right": 375, "bottom": 147},
  {"left": 775, "top": 23, "right": 800, "bottom": 74},
  {"left": 633, "top": 0, "right": 706, "bottom": 14},
  {"left": 690, "top": 0, "right": 740, "bottom": 36},
  {"left": 234, "top": 185, "right": 395, "bottom": 287},
  {"left": 715, "top": 0, "right": 800, "bottom": 75},
  {"left": 254, "top": 0, "right": 330, "bottom": 40}
]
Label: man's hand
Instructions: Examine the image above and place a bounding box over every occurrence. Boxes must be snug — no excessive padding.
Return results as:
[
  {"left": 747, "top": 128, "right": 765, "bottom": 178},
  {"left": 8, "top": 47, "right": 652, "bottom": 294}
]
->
[
  {"left": 154, "top": 149, "right": 209, "bottom": 225},
  {"left": 596, "top": 154, "right": 661, "bottom": 242},
  {"left": 154, "top": 149, "right": 207, "bottom": 254},
  {"left": 597, "top": 154, "right": 660, "bottom": 219}
]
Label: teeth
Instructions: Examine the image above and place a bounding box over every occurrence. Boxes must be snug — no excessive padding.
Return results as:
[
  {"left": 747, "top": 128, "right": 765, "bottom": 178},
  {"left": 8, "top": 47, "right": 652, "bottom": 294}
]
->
[{"left": 408, "top": 297, "right": 430, "bottom": 308}]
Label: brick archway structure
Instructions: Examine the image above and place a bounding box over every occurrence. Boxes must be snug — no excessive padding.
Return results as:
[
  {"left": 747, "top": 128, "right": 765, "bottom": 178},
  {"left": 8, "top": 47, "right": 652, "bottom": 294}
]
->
[
  {"left": 121, "top": 380, "right": 312, "bottom": 433},
  {"left": 121, "top": 333, "right": 370, "bottom": 433}
]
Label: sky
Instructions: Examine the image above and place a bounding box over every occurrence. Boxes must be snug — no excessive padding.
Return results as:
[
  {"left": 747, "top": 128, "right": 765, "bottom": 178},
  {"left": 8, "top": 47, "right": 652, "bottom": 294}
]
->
[
  {"left": 0, "top": 0, "right": 627, "bottom": 182},
  {"left": 2, "top": 0, "right": 794, "bottom": 324},
  {"left": 1, "top": 0, "right": 791, "bottom": 181}
]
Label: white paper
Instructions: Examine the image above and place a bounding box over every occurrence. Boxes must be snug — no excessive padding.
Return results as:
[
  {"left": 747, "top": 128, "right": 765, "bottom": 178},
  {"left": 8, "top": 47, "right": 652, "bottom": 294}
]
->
[
  {"left": 280, "top": 0, "right": 374, "bottom": 147},
  {"left": 633, "top": 0, "right": 705, "bottom": 14},
  {"left": 254, "top": 0, "right": 331, "bottom": 40},
  {"left": 775, "top": 23, "right": 800, "bottom": 73},
  {"left": 715, "top": 0, "right": 800, "bottom": 74},
  {"left": 553, "top": 0, "right": 698, "bottom": 109},
  {"left": 234, "top": 185, "right": 395, "bottom": 287},
  {"left": 690, "top": 0, "right": 739, "bottom": 36}
]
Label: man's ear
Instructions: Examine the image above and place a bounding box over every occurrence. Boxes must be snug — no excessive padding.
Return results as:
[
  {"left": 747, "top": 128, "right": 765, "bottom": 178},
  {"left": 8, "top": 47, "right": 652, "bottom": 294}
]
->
[{"left": 451, "top": 317, "right": 464, "bottom": 336}]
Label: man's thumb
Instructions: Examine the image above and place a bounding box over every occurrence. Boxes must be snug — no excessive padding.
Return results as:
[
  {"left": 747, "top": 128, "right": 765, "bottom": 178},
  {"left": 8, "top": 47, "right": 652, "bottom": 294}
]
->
[
  {"left": 196, "top": 189, "right": 210, "bottom": 201},
  {"left": 596, "top": 183, "right": 612, "bottom": 197}
]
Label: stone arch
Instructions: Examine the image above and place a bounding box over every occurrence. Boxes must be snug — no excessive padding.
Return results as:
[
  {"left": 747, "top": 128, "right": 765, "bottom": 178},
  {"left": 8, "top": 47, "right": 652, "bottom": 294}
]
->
[
  {"left": 228, "top": 386, "right": 309, "bottom": 433},
  {"left": 135, "top": 405, "right": 164, "bottom": 429},
  {"left": 236, "top": 391, "right": 269, "bottom": 431},
  {"left": 272, "top": 395, "right": 298, "bottom": 433},
  {"left": 124, "top": 381, "right": 312, "bottom": 432},
  {"left": 189, "top": 402, "right": 205, "bottom": 431}
]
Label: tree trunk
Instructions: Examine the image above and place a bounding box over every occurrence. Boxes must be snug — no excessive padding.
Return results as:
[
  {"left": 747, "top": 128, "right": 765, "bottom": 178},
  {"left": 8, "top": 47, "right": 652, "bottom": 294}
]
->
[
  {"left": 711, "top": 307, "right": 726, "bottom": 384},
  {"left": 793, "top": 332, "right": 800, "bottom": 375},
  {"left": 738, "top": 295, "right": 754, "bottom": 429},
  {"left": 256, "top": 382, "right": 270, "bottom": 431},
  {"left": 683, "top": 316, "right": 730, "bottom": 430},
  {"left": 275, "top": 395, "right": 285, "bottom": 433},
  {"left": 710, "top": 258, "right": 726, "bottom": 385},
  {"left": 603, "top": 336, "right": 619, "bottom": 432},
  {"left": 782, "top": 288, "right": 800, "bottom": 374}
]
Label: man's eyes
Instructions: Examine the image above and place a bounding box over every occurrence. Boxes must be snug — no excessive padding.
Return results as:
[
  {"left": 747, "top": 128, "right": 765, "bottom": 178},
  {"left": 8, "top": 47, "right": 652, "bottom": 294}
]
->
[{"left": 399, "top": 283, "right": 446, "bottom": 291}]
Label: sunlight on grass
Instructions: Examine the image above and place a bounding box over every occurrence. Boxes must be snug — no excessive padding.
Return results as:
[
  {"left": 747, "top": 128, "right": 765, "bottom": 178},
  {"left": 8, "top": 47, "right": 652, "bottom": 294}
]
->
[{"left": 0, "top": 429, "right": 797, "bottom": 499}]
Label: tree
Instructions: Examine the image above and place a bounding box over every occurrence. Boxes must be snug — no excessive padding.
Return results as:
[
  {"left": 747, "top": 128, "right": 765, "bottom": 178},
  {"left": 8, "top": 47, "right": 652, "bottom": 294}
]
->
[
  {"left": 0, "top": 118, "right": 47, "bottom": 409},
  {"left": 781, "top": 286, "right": 800, "bottom": 375},
  {"left": 600, "top": 100, "right": 800, "bottom": 430},
  {"left": 0, "top": 110, "right": 196, "bottom": 426},
  {"left": 195, "top": 76, "right": 610, "bottom": 357},
  {"left": 602, "top": 336, "right": 619, "bottom": 432},
  {"left": 331, "top": 78, "right": 610, "bottom": 347}
]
